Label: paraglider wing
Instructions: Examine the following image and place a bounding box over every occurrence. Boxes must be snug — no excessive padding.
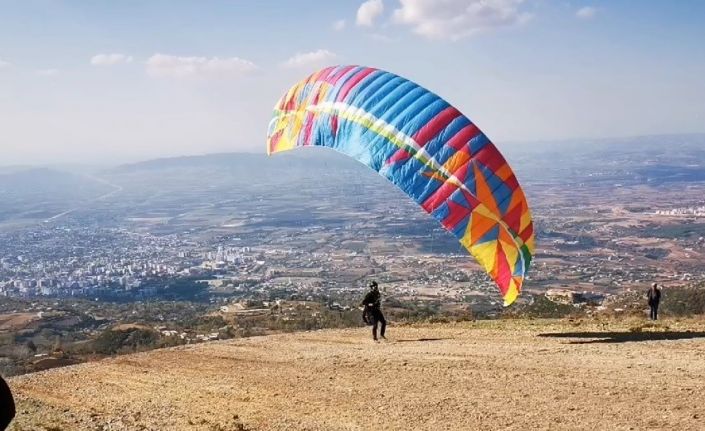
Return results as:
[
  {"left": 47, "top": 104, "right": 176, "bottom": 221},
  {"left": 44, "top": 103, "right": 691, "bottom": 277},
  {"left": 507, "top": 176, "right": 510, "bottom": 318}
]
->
[{"left": 266, "top": 66, "right": 535, "bottom": 306}]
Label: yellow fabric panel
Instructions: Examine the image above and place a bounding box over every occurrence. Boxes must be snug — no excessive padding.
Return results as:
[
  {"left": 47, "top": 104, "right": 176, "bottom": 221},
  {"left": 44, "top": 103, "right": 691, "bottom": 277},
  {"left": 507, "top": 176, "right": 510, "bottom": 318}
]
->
[
  {"left": 468, "top": 240, "right": 498, "bottom": 279},
  {"left": 503, "top": 282, "right": 519, "bottom": 307}
]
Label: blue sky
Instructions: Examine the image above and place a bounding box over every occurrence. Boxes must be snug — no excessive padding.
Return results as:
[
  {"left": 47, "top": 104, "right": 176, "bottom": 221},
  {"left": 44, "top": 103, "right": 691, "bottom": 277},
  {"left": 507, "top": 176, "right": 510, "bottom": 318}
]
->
[{"left": 1, "top": 0, "right": 704, "bottom": 165}]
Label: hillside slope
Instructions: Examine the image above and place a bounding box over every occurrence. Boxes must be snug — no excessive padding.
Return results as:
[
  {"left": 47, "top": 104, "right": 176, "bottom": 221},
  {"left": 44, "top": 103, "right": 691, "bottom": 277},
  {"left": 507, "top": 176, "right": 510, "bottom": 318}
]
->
[{"left": 9, "top": 319, "right": 705, "bottom": 430}]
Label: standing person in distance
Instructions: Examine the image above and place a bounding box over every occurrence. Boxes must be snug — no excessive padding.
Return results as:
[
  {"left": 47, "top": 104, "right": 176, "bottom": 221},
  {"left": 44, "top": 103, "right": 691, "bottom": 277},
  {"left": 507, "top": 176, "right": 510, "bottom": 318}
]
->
[
  {"left": 647, "top": 283, "right": 662, "bottom": 320},
  {"left": 361, "top": 281, "right": 386, "bottom": 341}
]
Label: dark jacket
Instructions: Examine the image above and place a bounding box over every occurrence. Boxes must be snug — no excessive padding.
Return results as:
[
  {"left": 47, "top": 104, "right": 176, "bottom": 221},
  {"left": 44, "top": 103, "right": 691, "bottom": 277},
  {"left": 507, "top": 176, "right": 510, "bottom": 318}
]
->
[
  {"left": 361, "top": 290, "right": 381, "bottom": 309},
  {"left": 0, "top": 374, "right": 15, "bottom": 431},
  {"left": 647, "top": 287, "right": 661, "bottom": 305}
]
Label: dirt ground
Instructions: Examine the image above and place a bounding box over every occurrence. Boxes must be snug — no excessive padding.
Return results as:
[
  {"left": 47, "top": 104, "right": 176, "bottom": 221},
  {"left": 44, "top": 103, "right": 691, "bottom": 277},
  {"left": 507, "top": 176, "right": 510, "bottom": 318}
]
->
[
  {"left": 7, "top": 318, "right": 705, "bottom": 431},
  {"left": 0, "top": 313, "right": 38, "bottom": 332}
]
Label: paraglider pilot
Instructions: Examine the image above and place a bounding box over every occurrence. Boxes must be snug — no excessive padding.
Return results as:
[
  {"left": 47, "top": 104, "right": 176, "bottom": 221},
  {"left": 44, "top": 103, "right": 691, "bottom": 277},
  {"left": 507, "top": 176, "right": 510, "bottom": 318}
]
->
[
  {"left": 647, "top": 283, "right": 661, "bottom": 320},
  {"left": 361, "top": 281, "right": 386, "bottom": 341}
]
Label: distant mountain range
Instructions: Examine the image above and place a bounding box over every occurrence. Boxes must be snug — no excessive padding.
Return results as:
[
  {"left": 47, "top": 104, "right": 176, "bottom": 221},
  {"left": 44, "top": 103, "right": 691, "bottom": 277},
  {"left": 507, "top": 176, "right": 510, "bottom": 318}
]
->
[
  {"left": 110, "top": 150, "right": 360, "bottom": 174},
  {"left": 99, "top": 134, "right": 705, "bottom": 192},
  {"left": 1, "top": 134, "right": 703, "bottom": 226},
  {"left": 3, "top": 133, "right": 704, "bottom": 175}
]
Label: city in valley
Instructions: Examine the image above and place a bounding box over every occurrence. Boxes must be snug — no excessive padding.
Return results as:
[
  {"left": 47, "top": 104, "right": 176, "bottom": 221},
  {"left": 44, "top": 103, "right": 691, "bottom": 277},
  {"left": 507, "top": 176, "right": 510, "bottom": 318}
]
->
[{"left": 1, "top": 135, "right": 705, "bottom": 375}]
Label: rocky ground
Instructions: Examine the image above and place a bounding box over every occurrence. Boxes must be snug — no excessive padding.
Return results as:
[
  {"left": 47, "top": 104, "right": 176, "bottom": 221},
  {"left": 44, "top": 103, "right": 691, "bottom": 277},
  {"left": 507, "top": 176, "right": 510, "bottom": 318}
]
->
[{"left": 7, "top": 318, "right": 705, "bottom": 430}]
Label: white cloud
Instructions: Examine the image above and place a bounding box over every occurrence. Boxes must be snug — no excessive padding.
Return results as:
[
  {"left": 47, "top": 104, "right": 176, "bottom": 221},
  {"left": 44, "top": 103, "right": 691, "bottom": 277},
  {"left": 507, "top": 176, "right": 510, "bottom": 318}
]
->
[
  {"left": 145, "top": 54, "right": 257, "bottom": 78},
  {"left": 576, "top": 6, "right": 597, "bottom": 19},
  {"left": 0, "top": 59, "right": 11, "bottom": 69},
  {"left": 281, "top": 49, "right": 338, "bottom": 69},
  {"left": 392, "top": 0, "right": 532, "bottom": 41},
  {"left": 91, "top": 53, "right": 134, "bottom": 66},
  {"left": 356, "top": 0, "right": 384, "bottom": 27},
  {"left": 36, "top": 68, "right": 58, "bottom": 76},
  {"left": 333, "top": 19, "right": 347, "bottom": 31}
]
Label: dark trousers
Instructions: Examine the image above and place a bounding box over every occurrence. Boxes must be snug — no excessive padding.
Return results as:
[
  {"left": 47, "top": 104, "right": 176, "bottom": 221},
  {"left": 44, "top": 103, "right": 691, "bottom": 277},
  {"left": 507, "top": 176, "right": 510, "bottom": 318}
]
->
[
  {"left": 650, "top": 302, "right": 659, "bottom": 320},
  {"left": 371, "top": 309, "right": 386, "bottom": 340}
]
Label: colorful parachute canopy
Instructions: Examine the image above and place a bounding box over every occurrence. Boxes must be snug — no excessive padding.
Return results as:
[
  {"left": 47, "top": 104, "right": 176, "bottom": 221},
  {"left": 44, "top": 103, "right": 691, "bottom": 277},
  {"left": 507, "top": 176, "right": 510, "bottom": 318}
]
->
[{"left": 266, "top": 66, "right": 535, "bottom": 306}]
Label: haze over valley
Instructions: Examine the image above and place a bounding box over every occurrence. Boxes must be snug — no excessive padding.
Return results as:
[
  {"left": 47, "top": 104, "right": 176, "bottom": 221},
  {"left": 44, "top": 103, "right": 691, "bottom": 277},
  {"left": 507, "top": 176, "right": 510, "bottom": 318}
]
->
[{"left": 2, "top": 134, "right": 705, "bottom": 313}]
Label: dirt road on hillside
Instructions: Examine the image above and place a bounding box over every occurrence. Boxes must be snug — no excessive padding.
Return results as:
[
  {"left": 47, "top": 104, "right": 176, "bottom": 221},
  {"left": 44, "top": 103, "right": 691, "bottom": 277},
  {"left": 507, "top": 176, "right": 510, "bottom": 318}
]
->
[{"left": 8, "top": 319, "right": 705, "bottom": 430}]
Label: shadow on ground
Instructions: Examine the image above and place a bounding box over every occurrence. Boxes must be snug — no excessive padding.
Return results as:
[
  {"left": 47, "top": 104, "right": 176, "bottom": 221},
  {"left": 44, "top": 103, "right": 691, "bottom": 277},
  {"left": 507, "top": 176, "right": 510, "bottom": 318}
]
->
[
  {"left": 394, "top": 338, "right": 451, "bottom": 343},
  {"left": 538, "top": 331, "right": 705, "bottom": 344}
]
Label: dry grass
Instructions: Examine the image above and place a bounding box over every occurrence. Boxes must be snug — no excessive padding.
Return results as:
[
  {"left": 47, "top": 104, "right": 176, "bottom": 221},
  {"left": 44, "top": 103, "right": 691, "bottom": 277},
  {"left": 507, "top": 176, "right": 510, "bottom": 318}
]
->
[{"left": 8, "top": 318, "right": 705, "bottom": 430}]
